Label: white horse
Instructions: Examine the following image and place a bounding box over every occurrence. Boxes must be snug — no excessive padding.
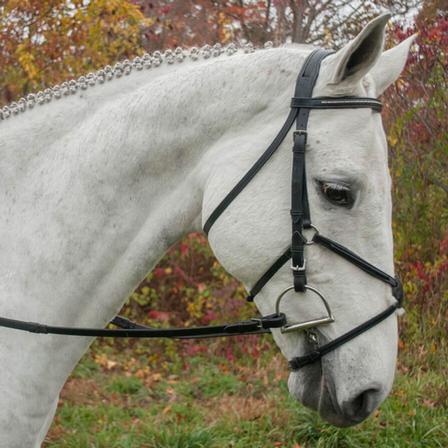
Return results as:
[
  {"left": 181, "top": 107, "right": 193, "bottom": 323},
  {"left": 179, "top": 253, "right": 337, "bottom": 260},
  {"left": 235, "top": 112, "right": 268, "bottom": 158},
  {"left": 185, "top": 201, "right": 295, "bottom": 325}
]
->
[{"left": 0, "top": 13, "right": 414, "bottom": 447}]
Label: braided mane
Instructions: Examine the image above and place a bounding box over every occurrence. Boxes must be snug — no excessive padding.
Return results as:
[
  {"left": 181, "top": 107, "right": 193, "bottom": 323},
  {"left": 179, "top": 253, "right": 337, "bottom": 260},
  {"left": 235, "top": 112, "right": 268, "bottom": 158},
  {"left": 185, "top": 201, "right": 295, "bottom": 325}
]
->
[{"left": 0, "top": 42, "right": 273, "bottom": 123}]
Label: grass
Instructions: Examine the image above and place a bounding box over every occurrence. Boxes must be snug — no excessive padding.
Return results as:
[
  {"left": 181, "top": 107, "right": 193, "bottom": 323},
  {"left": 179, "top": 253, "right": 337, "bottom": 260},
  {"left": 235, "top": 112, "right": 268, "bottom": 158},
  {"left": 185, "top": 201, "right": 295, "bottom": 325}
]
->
[{"left": 43, "top": 337, "right": 448, "bottom": 448}]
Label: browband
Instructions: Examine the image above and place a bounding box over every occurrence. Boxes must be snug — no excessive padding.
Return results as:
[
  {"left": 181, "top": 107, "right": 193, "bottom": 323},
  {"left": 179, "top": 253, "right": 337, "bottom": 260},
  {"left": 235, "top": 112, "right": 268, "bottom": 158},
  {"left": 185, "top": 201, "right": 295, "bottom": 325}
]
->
[{"left": 291, "top": 97, "right": 383, "bottom": 112}]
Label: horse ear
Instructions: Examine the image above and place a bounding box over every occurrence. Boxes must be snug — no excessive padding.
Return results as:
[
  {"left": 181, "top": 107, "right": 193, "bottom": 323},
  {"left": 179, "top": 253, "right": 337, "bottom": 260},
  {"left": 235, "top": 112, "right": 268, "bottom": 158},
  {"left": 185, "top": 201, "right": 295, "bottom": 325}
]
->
[
  {"left": 369, "top": 34, "right": 417, "bottom": 96},
  {"left": 327, "top": 13, "right": 391, "bottom": 85}
]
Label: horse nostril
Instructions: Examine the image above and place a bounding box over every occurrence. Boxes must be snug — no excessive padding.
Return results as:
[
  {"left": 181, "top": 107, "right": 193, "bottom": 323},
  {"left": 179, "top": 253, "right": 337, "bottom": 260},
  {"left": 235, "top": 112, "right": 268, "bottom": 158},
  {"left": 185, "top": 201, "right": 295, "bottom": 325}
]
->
[{"left": 342, "top": 388, "right": 381, "bottom": 422}]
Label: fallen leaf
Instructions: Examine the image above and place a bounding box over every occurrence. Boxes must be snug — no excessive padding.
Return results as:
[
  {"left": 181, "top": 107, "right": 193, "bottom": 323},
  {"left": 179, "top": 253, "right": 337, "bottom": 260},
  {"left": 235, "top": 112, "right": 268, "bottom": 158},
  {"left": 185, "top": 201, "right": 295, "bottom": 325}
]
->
[{"left": 106, "top": 360, "right": 117, "bottom": 370}]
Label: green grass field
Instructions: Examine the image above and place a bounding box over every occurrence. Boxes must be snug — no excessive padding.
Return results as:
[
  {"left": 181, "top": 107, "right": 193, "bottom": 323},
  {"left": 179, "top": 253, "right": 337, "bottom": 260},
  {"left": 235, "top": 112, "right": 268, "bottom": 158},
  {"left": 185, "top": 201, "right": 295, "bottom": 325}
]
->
[{"left": 43, "top": 334, "right": 447, "bottom": 448}]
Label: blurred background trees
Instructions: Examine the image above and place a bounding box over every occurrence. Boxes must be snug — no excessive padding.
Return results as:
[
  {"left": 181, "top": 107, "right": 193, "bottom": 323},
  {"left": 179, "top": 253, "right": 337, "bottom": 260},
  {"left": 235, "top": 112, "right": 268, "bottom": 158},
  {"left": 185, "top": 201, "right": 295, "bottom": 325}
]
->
[
  {"left": 0, "top": 0, "right": 423, "bottom": 103},
  {"left": 133, "top": 0, "right": 420, "bottom": 48},
  {"left": 0, "top": 0, "right": 149, "bottom": 103},
  {"left": 0, "top": 0, "right": 446, "bottom": 372}
]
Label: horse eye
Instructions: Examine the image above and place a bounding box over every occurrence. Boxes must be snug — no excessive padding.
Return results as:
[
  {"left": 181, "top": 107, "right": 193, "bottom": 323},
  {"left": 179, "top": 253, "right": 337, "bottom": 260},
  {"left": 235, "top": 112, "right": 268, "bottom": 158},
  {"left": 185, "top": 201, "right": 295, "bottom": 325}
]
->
[{"left": 318, "top": 181, "right": 354, "bottom": 207}]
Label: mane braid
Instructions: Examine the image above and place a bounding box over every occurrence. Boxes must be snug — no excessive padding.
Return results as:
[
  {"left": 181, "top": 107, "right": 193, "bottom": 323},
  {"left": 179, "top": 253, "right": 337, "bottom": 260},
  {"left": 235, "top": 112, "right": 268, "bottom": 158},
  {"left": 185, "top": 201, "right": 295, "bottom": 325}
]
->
[{"left": 0, "top": 41, "right": 273, "bottom": 123}]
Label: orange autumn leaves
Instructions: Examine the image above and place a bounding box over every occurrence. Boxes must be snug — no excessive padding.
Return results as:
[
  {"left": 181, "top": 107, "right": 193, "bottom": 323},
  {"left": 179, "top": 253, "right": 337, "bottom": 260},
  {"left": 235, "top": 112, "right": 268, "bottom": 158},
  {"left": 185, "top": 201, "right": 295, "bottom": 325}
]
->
[{"left": 1, "top": 0, "right": 150, "bottom": 104}]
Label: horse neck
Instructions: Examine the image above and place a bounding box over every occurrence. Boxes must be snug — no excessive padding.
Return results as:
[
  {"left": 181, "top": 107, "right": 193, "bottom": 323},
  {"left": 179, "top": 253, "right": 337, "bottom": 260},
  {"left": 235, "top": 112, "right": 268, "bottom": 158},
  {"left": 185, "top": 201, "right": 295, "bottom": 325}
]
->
[{"left": 0, "top": 47, "right": 303, "bottom": 443}]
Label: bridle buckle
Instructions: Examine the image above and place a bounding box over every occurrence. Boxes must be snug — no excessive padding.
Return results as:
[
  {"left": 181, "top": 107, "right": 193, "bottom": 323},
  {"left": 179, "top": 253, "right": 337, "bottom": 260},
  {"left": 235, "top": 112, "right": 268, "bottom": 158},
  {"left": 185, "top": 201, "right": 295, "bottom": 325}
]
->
[
  {"left": 293, "top": 129, "right": 307, "bottom": 137},
  {"left": 291, "top": 260, "right": 306, "bottom": 271},
  {"left": 250, "top": 317, "right": 263, "bottom": 329},
  {"left": 293, "top": 129, "right": 308, "bottom": 144}
]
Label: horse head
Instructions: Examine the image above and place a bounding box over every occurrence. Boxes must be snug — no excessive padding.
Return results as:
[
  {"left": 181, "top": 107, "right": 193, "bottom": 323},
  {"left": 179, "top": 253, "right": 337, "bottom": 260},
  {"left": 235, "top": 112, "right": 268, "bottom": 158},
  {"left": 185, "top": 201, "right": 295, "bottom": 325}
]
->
[{"left": 204, "top": 14, "right": 415, "bottom": 426}]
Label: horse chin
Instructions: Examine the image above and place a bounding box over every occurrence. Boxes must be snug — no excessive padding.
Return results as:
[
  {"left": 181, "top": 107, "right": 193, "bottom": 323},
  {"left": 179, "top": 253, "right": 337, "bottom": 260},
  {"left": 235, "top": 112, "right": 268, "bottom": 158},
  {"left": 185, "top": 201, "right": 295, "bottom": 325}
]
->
[{"left": 287, "top": 368, "right": 375, "bottom": 428}]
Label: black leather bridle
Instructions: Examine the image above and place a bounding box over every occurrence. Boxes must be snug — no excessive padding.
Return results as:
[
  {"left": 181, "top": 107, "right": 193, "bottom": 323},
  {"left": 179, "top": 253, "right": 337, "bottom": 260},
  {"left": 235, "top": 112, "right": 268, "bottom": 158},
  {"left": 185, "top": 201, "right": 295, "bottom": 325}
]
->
[{"left": 0, "top": 49, "right": 403, "bottom": 371}]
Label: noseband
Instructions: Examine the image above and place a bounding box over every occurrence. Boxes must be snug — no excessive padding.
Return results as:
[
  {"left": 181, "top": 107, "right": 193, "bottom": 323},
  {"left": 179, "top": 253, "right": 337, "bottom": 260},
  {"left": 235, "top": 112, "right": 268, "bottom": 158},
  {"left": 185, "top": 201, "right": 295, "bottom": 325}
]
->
[{"left": 0, "top": 49, "right": 403, "bottom": 371}]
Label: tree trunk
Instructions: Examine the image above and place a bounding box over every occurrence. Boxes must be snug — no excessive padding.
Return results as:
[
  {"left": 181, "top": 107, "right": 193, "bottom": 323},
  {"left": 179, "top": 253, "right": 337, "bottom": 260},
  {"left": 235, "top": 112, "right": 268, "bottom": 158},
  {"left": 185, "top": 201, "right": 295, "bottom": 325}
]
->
[{"left": 290, "top": 1, "right": 307, "bottom": 43}]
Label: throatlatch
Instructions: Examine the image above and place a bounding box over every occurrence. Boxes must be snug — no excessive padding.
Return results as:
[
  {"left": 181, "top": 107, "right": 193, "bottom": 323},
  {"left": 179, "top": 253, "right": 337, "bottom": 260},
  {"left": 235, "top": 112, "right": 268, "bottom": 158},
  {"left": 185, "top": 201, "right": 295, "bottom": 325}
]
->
[{"left": 0, "top": 49, "right": 403, "bottom": 369}]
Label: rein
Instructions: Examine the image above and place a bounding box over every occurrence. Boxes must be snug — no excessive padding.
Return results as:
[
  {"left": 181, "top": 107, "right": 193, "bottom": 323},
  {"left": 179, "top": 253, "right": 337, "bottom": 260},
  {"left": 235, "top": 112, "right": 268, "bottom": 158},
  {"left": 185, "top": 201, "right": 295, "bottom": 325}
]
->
[{"left": 0, "top": 49, "right": 403, "bottom": 370}]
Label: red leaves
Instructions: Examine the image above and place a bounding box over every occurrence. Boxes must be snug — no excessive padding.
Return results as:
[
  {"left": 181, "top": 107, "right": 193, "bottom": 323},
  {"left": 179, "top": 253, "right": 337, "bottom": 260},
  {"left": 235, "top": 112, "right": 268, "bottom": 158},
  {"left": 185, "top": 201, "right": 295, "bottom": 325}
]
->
[
  {"left": 410, "top": 254, "right": 448, "bottom": 295},
  {"left": 179, "top": 243, "right": 189, "bottom": 256},
  {"left": 159, "top": 5, "right": 172, "bottom": 15},
  {"left": 202, "top": 310, "right": 218, "bottom": 324},
  {"left": 153, "top": 267, "right": 165, "bottom": 278},
  {"left": 185, "top": 344, "right": 208, "bottom": 356},
  {"left": 413, "top": 261, "right": 429, "bottom": 282},
  {"left": 225, "top": 347, "right": 235, "bottom": 362},
  {"left": 148, "top": 310, "right": 171, "bottom": 322},
  {"left": 440, "top": 235, "right": 448, "bottom": 256}
]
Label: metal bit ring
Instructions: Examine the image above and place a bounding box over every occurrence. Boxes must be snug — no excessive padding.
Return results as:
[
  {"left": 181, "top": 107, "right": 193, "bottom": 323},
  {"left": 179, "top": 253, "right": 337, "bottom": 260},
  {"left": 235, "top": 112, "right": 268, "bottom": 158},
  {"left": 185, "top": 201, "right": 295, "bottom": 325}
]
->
[{"left": 275, "top": 285, "right": 334, "bottom": 333}]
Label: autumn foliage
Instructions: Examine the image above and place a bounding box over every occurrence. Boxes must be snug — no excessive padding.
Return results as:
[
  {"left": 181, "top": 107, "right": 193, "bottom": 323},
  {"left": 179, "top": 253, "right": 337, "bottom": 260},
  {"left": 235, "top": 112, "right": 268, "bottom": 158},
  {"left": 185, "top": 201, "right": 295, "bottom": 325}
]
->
[
  {"left": 0, "top": 0, "right": 149, "bottom": 103},
  {"left": 383, "top": 12, "right": 448, "bottom": 366}
]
